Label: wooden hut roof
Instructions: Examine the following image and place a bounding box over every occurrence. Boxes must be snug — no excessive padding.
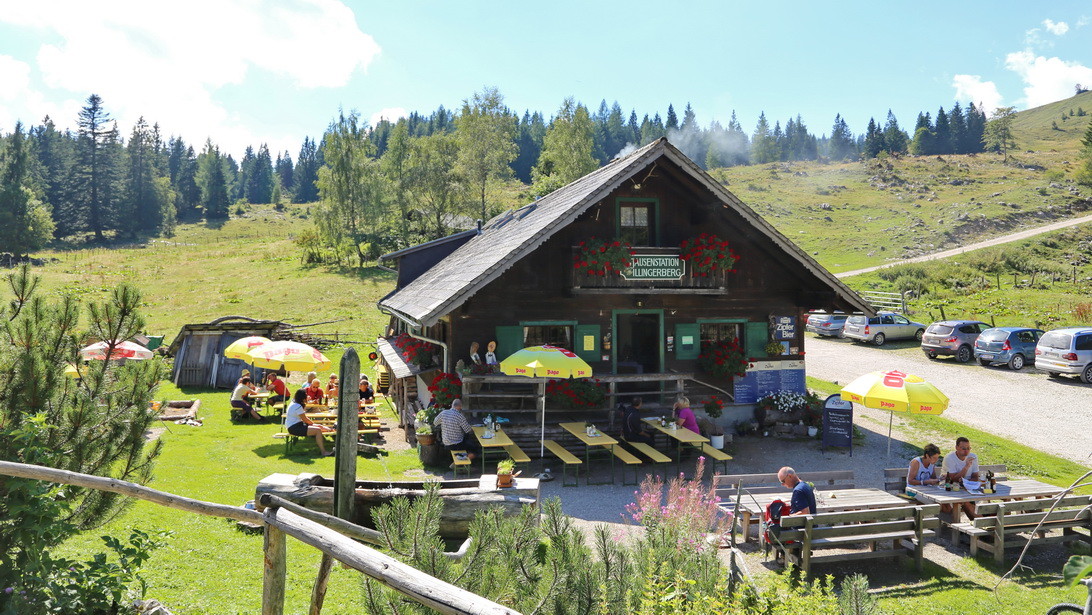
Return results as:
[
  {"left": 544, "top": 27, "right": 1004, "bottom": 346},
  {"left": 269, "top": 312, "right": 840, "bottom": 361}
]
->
[
  {"left": 377, "top": 337, "right": 423, "bottom": 379},
  {"left": 379, "top": 138, "right": 870, "bottom": 327},
  {"left": 165, "top": 316, "right": 283, "bottom": 355}
]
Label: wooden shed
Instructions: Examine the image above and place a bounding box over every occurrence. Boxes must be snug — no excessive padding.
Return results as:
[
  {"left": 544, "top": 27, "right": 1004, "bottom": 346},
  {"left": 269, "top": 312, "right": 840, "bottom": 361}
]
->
[
  {"left": 376, "top": 138, "right": 871, "bottom": 438},
  {"left": 167, "top": 316, "right": 283, "bottom": 388}
]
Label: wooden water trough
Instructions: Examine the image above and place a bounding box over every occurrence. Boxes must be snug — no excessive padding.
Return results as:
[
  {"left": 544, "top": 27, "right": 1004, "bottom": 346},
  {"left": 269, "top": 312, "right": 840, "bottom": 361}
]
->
[{"left": 255, "top": 473, "right": 540, "bottom": 539}]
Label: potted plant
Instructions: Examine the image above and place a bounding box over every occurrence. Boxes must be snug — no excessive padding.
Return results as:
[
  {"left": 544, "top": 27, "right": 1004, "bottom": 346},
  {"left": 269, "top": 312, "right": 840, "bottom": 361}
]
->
[
  {"left": 702, "top": 395, "right": 725, "bottom": 419},
  {"left": 697, "top": 338, "right": 750, "bottom": 380},
  {"left": 573, "top": 237, "right": 635, "bottom": 277},
  {"left": 496, "top": 458, "right": 517, "bottom": 488},
  {"left": 427, "top": 372, "right": 462, "bottom": 407},
  {"left": 679, "top": 233, "right": 739, "bottom": 276},
  {"left": 415, "top": 423, "right": 435, "bottom": 446},
  {"left": 706, "top": 421, "right": 726, "bottom": 450},
  {"left": 764, "top": 340, "right": 785, "bottom": 357}
]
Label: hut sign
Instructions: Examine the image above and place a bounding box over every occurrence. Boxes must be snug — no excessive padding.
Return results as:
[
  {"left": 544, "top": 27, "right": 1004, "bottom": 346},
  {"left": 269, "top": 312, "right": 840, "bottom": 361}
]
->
[{"left": 621, "top": 254, "right": 685, "bottom": 280}]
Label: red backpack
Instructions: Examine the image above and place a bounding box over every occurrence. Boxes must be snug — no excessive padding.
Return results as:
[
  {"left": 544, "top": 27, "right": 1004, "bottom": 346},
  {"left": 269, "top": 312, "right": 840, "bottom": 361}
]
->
[{"left": 763, "top": 499, "right": 792, "bottom": 545}]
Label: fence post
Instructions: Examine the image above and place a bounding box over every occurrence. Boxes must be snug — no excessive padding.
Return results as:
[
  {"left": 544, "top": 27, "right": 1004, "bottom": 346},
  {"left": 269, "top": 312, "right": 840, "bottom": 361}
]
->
[{"left": 262, "top": 525, "right": 287, "bottom": 615}]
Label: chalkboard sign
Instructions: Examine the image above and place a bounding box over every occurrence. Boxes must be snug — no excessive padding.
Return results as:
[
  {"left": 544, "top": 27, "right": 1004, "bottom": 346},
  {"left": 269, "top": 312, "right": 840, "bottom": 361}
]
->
[{"left": 821, "top": 393, "right": 854, "bottom": 455}]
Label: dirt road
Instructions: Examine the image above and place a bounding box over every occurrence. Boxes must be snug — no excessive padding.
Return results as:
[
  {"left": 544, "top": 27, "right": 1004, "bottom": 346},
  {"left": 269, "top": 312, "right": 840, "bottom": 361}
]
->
[
  {"left": 836, "top": 213, "right": 1092, "bottom": 278},
  {"left": 804, "top": 335, "right": 1092, "bottom": 466}
]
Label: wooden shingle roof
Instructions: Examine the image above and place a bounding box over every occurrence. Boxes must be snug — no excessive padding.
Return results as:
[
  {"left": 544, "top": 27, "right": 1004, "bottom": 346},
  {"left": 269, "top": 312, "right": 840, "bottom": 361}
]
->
[{"left": 379, "top": 138, "right": 870, "bottom": 326}]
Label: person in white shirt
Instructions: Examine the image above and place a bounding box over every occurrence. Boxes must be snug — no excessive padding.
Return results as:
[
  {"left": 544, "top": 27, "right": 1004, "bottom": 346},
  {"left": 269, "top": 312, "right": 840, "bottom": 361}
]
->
[
  {"left": 285, "top": 389, "right": 335, "bottom": 456},
  {"left": 942, "top": 436, "right": 979, "bottom": 519}
]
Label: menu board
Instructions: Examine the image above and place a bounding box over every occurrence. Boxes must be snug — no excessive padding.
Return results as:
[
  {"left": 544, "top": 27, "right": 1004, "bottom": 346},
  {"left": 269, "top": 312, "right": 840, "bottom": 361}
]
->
[
  {"left": 733, "top": 360, "right": 806, "bottom": 404},
  {"left": 821, "top": 394, "right": 854, "bottom": 455}
]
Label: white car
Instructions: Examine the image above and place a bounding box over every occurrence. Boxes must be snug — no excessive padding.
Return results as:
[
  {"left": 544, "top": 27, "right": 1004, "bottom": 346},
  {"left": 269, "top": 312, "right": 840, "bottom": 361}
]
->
[{"left": 842, "top": 312, "right": 926, "bottom": 346}]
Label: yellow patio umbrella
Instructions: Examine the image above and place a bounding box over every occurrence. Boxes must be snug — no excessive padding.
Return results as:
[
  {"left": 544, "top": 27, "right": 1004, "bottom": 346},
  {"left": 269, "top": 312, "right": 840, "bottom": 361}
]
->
[
  {"left": 840, "top": 369, "right": 949, "bottom": 455},
  {"left": 499, "top": 345, "right": 593, "bottom": 378},
  {"left": 223, "top": 336, "right": 271, "bottom": 360},
  {"left": 245, "top": 340, "right": 331, "bottom": 372},
  {"left": 64, "top": 363, "right": 81, "bottom": 378},
  {"left": 500, "top": 345, "right": 594, "bottom": 459}
]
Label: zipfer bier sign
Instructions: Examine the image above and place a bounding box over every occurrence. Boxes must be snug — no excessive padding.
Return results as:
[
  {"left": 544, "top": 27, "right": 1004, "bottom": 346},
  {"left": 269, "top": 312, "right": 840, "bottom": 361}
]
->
[{"left": 621, "top": 254, "right": 685, "bottom": 280}]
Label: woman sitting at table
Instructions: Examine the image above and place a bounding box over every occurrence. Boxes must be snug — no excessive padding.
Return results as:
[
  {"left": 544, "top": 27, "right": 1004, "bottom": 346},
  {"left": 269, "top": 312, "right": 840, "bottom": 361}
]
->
[
  {"left": 359, "top": 376, "right": 375, "bottom": 404},
  {"left": 326, "top": 374, "right": 339, "bottom": 402},
  {"left": 907, "top": 443, "right": 942, "bottom": 487},
  {"left": 230, "top": 377, "right": 264, "bottom": 422},
  {"left": 673, "top": 396, "right": 700, "bottom": 434},
  {"left": 305, "top": 378, "right": 325, "bottom": 405},
  {"left": 285, "top": 389, "right": 334, "bottom": 456}
]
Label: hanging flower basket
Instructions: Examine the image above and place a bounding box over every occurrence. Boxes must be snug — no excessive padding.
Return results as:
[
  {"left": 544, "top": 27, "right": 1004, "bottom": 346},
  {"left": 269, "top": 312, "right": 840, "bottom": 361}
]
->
[
  {"left": 679, "top": 233, "right": 739, "bottom": 276},
  {"left": 427, "top": 372, "right": 462, "bottom": 407},
  {"left": 393, "top": 333, "right": 439, "bottom": 368},
  {"left": 573, "top": 237, "right": 635, "bottom": 277}
]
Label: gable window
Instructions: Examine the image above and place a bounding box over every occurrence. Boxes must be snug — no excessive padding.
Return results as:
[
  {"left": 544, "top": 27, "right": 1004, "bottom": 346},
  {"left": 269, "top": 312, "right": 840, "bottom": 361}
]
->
[
  {"left": 617, "top": 200, "right": 656, "bottom": 246},
  {"left": 523, "top": 324, "right": 572, "bottom": 350}
]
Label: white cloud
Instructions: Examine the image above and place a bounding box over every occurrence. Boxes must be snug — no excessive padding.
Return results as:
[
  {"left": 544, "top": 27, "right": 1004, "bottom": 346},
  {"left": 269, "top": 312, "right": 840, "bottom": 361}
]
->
[
  {"left": 0, "top": 0, "right": 380, "bottom": 155},
  {"left": 1042, "top": 19, "right": 1069, "bottom": 35},
  {"left": 951, "top": 74, "right": 1004, "bottom": 113},
  {"left": 1004, "top": 50, "right": 1092, "bottom": 108},
  {"left": 369, "top": 107, "right": 408, "bottom": 127},
  {"left": 0, "top": 55, "right": 30, "bottom": 101}
]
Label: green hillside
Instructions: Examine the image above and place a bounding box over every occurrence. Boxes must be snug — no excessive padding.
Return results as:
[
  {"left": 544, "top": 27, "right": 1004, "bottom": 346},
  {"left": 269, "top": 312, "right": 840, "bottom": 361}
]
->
[{"left": 712, "top": 93, "right": 1091, "bottom": 274}]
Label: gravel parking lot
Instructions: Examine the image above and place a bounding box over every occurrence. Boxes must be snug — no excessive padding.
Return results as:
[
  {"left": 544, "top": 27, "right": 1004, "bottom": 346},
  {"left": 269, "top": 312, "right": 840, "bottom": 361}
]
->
[{"left": 804, "top": 334, "right": 1092, "bottom": 466}]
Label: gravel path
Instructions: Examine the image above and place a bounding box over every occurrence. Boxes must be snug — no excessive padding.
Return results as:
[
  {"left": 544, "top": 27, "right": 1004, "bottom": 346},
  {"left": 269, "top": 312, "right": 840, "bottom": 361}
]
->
[
  {"left": 804, "top": 335, "right": 1092, "bottom": 465},
  {"left": 834, "top": 212, "right": 1092, "bottom": 278}
]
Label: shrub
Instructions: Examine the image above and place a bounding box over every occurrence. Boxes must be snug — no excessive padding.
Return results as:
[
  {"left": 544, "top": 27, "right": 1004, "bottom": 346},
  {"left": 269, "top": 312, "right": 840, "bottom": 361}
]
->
[{"left": 545, "top": 378, "right": 606, "bottom": 409}]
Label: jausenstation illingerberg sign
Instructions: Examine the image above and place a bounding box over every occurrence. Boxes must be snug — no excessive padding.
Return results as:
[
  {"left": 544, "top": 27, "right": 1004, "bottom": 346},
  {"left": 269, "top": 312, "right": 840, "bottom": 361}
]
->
[{"left": 622, "top": 255, "right": 685, "bottom": 280}]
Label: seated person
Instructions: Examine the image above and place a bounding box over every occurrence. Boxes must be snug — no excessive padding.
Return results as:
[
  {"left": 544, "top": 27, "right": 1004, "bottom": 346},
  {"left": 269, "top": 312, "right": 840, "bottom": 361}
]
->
[
  {"left": 943, "top": 436, "right": 979, "bottom": 519},
  {"left": 325, "top": 374, "right": 339, "bottom": 402},
  {"left": 621, "top": 397, "right": 654, "bottom": 445},
  {"left": 265, "top": 373, "right": 289, "bottom": 405},
  {"left": 673, "top": 396, "right": 700, "bottom": 434},
  {"left": 358, "top": 376, "right": 375, "bottom": 404},
  {"left": 305, "top": 378, "right": 325, "bottom": 406},
  {"left": 433, "top": 399, "right": 479, "bottom": 461},
  {"left": 237, "top": 369, "right": 252, "bottom": 386},
  {"left": 777, "top": 466, "right": 816, "bottom": 515},
  {"left": 907, "top": 443, "right": 942, "bottom": 487},
  {"left": 230, "top": 377, "right": 264, "bottom": 421},
  {"left": 284, "top": 389, "right": 335, "bottom": 456}
]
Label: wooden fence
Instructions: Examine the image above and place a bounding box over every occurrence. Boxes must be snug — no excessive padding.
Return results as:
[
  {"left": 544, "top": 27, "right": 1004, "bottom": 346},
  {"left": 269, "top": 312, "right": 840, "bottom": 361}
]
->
[{"left": 0, "top": 460, "right": 520, "bottom": 615}]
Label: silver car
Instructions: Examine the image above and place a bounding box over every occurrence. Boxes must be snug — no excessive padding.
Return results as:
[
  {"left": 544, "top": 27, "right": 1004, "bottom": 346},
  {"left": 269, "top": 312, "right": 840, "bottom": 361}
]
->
[
  {"left": 842, "top": 312, "right": 926, "bottom": 346},
  {"left": 921, "top": 320, "right": 989, "bottom": 363},
  {"left": 1034, "top": 327, "right": 1092, "bottom": 384},
  {"left": 805, "top": 311, "right": 848, "bottom": 337}
]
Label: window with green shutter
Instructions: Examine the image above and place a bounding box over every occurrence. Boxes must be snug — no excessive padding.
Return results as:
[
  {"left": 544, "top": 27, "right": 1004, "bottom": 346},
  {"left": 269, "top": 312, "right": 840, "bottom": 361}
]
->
[
  {"left": 744, "top": 321, "right": 769, "bottom": 359},
  {"left": 574, "top": 324, "right": 600, "bottom": 362},
  {"left": 494, "top": 326, "right": 523, "bottom": 360},
  {"left": 675, "top": 323, "right": 700, "bottom": 360}
]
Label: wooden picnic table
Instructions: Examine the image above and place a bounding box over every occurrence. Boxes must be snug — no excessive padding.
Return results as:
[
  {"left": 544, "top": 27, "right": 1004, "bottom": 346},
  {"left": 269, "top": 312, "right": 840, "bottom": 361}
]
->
[
  {"left": 733, "top": 487, "right": 910, "bottom": 543},
  {"left": 911, "top": 478, "right": 1065, "bottom": 539},
  {"left": 559, "top": 421, "right": 618, "bottom": 485},
  {"left": 472, "top": 426, "right": 514, "bottom": 475},
  {"left": 642, "top": 417, "right": 708, "bottom": 461}
]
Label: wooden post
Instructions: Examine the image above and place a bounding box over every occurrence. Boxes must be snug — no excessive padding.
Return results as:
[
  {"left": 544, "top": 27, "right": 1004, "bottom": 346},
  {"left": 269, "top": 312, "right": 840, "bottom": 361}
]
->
[
  {"left": 262, "top": 525, "right": 287, "bottom": 615},
  {"left": 994, "top": 503, "right": 1006, "bottom": 564},
  {"left": 310, "top": 554, "right": 334, "bottom": 615},
  {"left": 913, "top": 506, "right": 925, "bottom": 571}
]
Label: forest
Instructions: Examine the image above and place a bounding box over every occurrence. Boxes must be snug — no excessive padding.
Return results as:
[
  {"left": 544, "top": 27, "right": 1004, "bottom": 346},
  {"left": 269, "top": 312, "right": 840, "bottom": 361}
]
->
[{"left": 0, "top": 86, "right": 1055, "bottom": 263}]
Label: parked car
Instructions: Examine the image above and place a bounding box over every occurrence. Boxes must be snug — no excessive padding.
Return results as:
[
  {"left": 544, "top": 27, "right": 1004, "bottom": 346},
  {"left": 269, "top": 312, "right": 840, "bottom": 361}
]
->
[
  {"left": 973, "top": 327, "right": 1044, "bottom": 370},
  {"left": 920, "top": 320, "right": 990, "bottom": 363},
  {"left": 1034, "top": 327, "right": 1092, "bottom": 383},
  {"left": 842, "top": 312, "right": 926, "bottom": 346},
  {"left": 805, "top": 311, "right": 848, "bottom": 337}
]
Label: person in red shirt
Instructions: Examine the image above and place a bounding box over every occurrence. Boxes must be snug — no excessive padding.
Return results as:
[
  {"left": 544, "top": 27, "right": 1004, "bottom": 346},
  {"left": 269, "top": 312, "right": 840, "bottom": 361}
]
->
[
  {"left": 305, "top": 378, "right": 324, "bottom": 405},
  {"left": 265, "top": 373, "right": 289, "bottom": 405}
]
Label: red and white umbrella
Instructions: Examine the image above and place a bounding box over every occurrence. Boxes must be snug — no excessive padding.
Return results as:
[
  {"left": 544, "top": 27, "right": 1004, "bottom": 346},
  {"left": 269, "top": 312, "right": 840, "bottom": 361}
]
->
[
  {"left": 79, "top": 340, "right": 154, "bottom": 361},
  {"left": 223, "top": 336, "right": 271, "bottom": 360}
]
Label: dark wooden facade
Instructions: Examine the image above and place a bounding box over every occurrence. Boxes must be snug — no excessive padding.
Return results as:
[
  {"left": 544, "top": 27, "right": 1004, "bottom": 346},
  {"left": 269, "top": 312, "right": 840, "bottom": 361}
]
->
[{"left": 378, "top": 139, "right": 868, "bottom": 415}]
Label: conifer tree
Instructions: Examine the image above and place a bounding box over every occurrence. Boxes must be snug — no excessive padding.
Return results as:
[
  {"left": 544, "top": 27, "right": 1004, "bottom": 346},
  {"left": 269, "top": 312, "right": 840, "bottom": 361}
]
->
[
  {"left": 294, "top": 137, "right": 321, "bottom": 203},
  {"left": 933, "top": 107, "right": 952, "bottom": 154},
  {"left": 121, "top": 117, "right": 173, "bottom": 236},
  {"left": 198, "top": 140, "right": 230, "bottom": 219},
  {"left": 909, "top": 112, "right": 934, "bottom": 155},
  {"left": 723, "top": 111, "right": 750, "bottom": 166},
  {"left": 0, "top": 123, "right": 55, "bottom": 256},
  {"left": 512, "top": 111, "right": 545, "bottom": 183},
  {"left": 751, "top": 112, "right": 779, "bottom": 164},
  {"left": 665, "top": 104, "right": 679, "bottom": 131},
  {"left": 1077, "top": 119, "right": 1092, "bottom": 186},
  {"left": 829, "top": 114, "right": 856, "bottom": 161},
  {"left": 949, "top": 103, "right": 967, "bottom": 154},
  {"left": 245, "top": 144, "right": 275, "bottom": 204},
  {"left": 69, "top": 94, "right": 121, "bottom": 241},
  {"left": 883, "top": 111, "right": 908, "bottom": 155},
  {"left": 28, "top": 116, "right": 71, "bottom": 234},
  {"left": 966, "top": 103, "right": 987, "bottom": 154},
  {"left": 863, "top": 118, "right": 886, "bottom": 158},
  {"left": 275, "top": 151, "right": 294, "bottom": 194}
]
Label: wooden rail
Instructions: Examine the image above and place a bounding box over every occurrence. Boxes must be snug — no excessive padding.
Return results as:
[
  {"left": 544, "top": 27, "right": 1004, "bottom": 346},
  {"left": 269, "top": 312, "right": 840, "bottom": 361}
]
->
[{"left": 0, "top": 460, "right": 521, "bottom": 615}]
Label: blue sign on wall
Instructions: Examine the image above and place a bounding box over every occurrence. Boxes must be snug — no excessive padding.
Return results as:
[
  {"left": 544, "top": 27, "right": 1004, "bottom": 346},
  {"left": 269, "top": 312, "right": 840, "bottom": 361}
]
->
[
  {"left": 732, "top": 359, "right": 806, "bottom": 404},
  {"left": 770, "top": 315, "right": 797, "bottom": 340}
]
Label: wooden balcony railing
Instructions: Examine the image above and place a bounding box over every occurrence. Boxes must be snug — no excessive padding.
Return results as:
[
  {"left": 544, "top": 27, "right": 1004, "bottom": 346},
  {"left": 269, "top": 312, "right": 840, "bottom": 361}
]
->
[{"left": 570, "top": 246, "right": 728, "bottom": 293}]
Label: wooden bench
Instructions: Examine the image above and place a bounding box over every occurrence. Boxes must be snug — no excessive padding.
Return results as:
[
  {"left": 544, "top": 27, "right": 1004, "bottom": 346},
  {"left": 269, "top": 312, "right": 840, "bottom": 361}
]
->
[
  {"left": 611, "top": 446, "right": 643, "bottom": 486},
  {"left": 951, "top": 494, "right": 1092, "bottom": 563},
  {"left": 697, "top": 443, "right": 732, "bottom": 474},
  {"left": 540, "top": 439, "right": 581, "bottom": 487},
  {"left": 774, "top": 504, "right": 941, "bottom": 577},
  {"left": 450, "top": 450, "right": 472, "bottom": 478},
  {"left": 503, "top": 444, "right": 532, "bottom": 465},
  {"left": 713, "top": 471, "right": 856, "bottom": 541},
  {"left": 885, "top": 464, "right": 1009, "bottom": 494},
  {"left": 626, "top": 441, "right": 672, "bottom": 475}
]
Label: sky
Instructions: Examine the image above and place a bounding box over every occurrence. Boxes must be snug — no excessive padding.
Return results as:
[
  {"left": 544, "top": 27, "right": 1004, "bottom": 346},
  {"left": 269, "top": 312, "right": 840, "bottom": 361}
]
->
[{"left": 1, "top": 1, "right": 1091, "bottom": 160}]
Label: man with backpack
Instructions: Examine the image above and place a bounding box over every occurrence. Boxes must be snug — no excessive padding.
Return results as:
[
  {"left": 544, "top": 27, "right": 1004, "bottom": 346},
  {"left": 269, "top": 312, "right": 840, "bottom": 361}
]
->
[
  {"left": 620, "top": 397, "right": 655, "bottom": 445},
  {"left": 777, "top": 466, "right": 817, "bottom": 515}
]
